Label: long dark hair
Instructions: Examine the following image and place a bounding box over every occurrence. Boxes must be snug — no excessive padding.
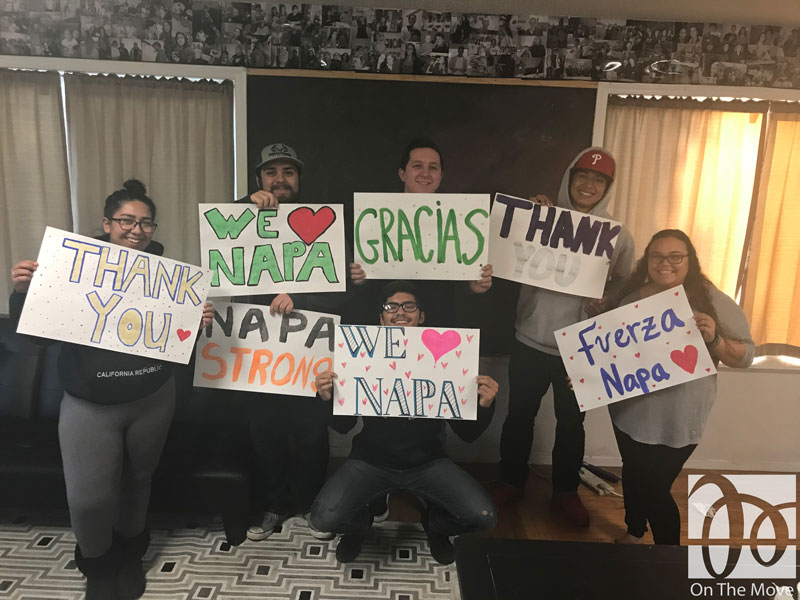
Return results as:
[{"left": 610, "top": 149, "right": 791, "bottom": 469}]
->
[
  {"left": 616, "top": 229, "right": 719, "bottom": 324},
  {"left": 103, "top": 179, "right": 156, "bottom": 221}
]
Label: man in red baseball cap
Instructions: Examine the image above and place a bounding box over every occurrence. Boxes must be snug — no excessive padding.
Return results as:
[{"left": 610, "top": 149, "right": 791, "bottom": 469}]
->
[{"left": 493, "top": 146, "right": 635, "bottom": 529}]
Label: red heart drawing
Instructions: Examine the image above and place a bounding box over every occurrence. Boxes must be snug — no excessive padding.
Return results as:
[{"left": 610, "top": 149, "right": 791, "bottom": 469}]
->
[
  {"left": 360, "top": 351, "right": 365, "bottom": 358},
  {"left": 458, "top": 386, "right": 465, "bottom": 393},
  {"left": 622, "top": 322, "right": 626, "bottom": 325},
  {"left": 337, "top": 398, "right": 344, "bottom": 406},
  {"left": 406, "top": 390, "right": 411, "bottom": 397},
  {"left": 339, "top": 379, "right": 345, "bottom": 386},
  {"left": 428, "top": 403, "right": 433, "bottom": 411},
  {"left": 634, "top": 304, "right": 639, "bottom": 308},
  {"left": 666, "top": 341, "right": 670, "bottom": 345},
  {"left": 362, "top": 398, "right": 367, "bottom": 405},
  {"left": 687, "top": 330, "right": 691, "bottom": 334},
  {"left": 403, "top": 339, "right": 409, "bottom": 347},
  {"left": 461, "top": 398, "right": 466, "bottom": 405},
  {"left": 372, "top": 384, "right": 378, "bottom": 391},
  {"left": 598, "top": 325, "right": 602, "bottom": 330},
  {"left": 561, "top": 332, "right": 566, "bottom": 336},
  {"left": 580, "top": 404, "right": 584, "bottom": 408},
  {"left": 177, "top": 329, "right": 191, "bottom": 341},
  {"left": 455, "top": 350, "right": 462, "bottom": 358},
  {"left": 383, "top": 388, "right": 388, "bottom": 394},
  {"left": 405, "top": 371, "right": 411, "bottom": 379},
  {"left": 462, "top": 368, "right": 469, "bottom": 375},
  {"left": 613, "top": 355, "right": 616, "bottom": 358},
  {"left": 442, "top": 407, "right": 448, "bottom": 414},
  {"left": 389, "top": 361, "right": 396, "bottom": 370},
  {"left": 341, "top": 362, "right": 347, "bottom": 368},
  {"left": 337, "top": 342, "right": 344, "bottom": 348},
  {"left": 674, "top": 291, "right": 679, "bottom": 296},
  {"left": 441, "top": 362, "right": 448, "bottom": 369},
  {"left": 579, "top": 378, "right": 584, "bottom": 383},
  {"left": 635, "top": 352, "right": 640, "bottom": 358},
  {"left": 287, "top": 206, "right": 336, "bottom": 245},
  {"left": 466, "top": 334, "right": 474, "bottom": 343},
  {"left": 670, "top": 345, "right": 698, "bottom": 374},
  {"left": 569, "top": 356, "right": 573, "bottom": 360},
  {"left": 365, "top": 366, "right": 371, "bottom": 372},
  {"left": 652, "top": 384, "right": 656, "bottom": 388},
  {"left": 417, "top": 353, "right": 424, "bottom": 361},
  {"left": 705, "top": 368, "right": 711, "bottom": 372}
]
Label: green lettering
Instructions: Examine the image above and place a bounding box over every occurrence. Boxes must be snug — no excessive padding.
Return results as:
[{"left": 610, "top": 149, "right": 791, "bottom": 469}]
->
[
  {"left": 203, "top": 207, "right": 255, "bottom": 239},
  {"left": 461, "top": 208, "right": 488, "bottom": 265},
  {"left": 256, "top": 209, "right": 279, "bottom": 239},
  {"left": 209, "top": 248, "right": 245, "bottom": 287},
  {"left": 379, "top": 208, "right": 399, "bottom": 262},
  {"left": 413, "top": 206, "right": 434, "bottom": 263},
  {"left": 438, "top": 209, "right": 462, "bottom": 264},
  {"left": 396, "top": 210, "right": 421, "bottom": 261},
  {"left": 297, "top": 242, "right": 337, "bottom": 283},
  {"left": 355, "top": 208, "right": 379, "bottom": 265},
  {"left": 249, "top": 245, "right": 284, "bottom": 285},
  {"left": 282, "top": 241, "right": 306, "bottom": 281}
]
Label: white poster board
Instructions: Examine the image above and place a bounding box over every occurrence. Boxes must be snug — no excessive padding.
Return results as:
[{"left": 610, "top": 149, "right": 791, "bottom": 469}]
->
[
  {"left": 353, "top": 193, "right": 490, "bottom": 280},
  {"left": 490, "top": 193, "right": 621, "bottom": 299},
  {"left": 17, "top": 227, "right": 209, "bottom": 365},
  {"left": 555, "top": 286, "right": 717, "bottom": 412},
  {"left": 199, "top": 203, "right": 346, "bottom": 296},
  {"left": 333, "top": 325, "right": 480, "bottom": 420},
  {"left": 194, "top": 302, "right": 339, "bottom": 397}
]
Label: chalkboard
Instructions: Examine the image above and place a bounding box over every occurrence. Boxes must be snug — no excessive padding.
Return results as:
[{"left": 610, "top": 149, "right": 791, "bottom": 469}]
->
[{"left": 247, "top": 74, "right": 596, "bottom": 353}]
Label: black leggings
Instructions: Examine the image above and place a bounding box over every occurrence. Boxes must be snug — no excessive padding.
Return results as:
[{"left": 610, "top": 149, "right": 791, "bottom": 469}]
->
[{"left": 614, "top": 426, "right": 696, "bottom": 544}]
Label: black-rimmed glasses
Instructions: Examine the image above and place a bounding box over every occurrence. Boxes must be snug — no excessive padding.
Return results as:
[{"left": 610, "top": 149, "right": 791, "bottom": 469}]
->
[
  {"left": 647, "top": 253, "right": 688, "bottom": 265},
  {"left": 109, "top": 217, "right": 157, "bottom": 233},
  {"left": 382, "top": 301, "right": 419, "bottom": 313}
]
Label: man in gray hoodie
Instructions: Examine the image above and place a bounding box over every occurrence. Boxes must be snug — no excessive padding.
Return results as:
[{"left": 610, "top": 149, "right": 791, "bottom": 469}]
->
[{"left": 493, "top": 147, "right": 635, "bottom": 526}]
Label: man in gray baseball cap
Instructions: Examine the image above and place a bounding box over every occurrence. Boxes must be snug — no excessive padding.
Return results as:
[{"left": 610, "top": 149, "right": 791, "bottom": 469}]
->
[{"left": 242, "top": 142, "right": 305, "bottom": 208}]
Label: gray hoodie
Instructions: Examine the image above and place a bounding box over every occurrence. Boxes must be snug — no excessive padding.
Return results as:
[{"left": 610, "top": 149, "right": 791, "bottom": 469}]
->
[{"left": 514, "top": 147, "right": 636, "bottom": 355}]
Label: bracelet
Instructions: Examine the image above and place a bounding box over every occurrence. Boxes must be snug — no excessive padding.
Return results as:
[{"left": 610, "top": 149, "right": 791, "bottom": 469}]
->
[{"left": 706, "top": 332, "right": 721, "bottom": 351}]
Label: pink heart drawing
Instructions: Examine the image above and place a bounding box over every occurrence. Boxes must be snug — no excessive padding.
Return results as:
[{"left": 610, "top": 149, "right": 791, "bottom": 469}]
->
[
  {"left": 421, "top": 329, "right": 461, "bottom": 363},
  {"left": 338, "top": 342, "right": 344, "bottom": 348},
  {"left": 579, "top": 378, "right": 584, "bottom": 383},
  {"left": 406, "top": 390, "right": 411, "bottom": 397},
  {"left": 403, "top": 339, "right": 409, "bottom": 347},
  {"left": 670, "top": 345, "right": 698, "bottom": 374},
  {"left": 462, "top": 368, "right": 469, "bottom": 375},
  {"left": 428, "top": 404, "right": 433, "bottom": 411},
  {"left": 443, "top": 407, "right": 448, "bottom": 414},
  {"left": 177, "top": 329, "right": 191, "bottom": 341},
  {"left": 458, "top": 386, "right": 464, "bottom": 393},
  {"left": 383, "top": 388, "right": 388, "bottom": 394},
  {"left": 466, "top": 334, "right": 474, "bottom": 343},
  {"left": 339, "top": 379, "right": 346, "bottom": 386},
  {"left": 461, "top": 398, "right": 467, "bottom": 405},
  {"left": 705, "top": 368, "right": 711, "bottom": 372},
  {"left": 372, "top": 384, "right": 378, "bottom": 391},
  {"left": 417, "top": 353, "right": 425, "bottom": 361},
  {"left": 634, "top": 352, "right": 640, "bottom": 358},
  {"left": 341, "top": 362, "right": 347, "bottom": 368},
  {"left": 569, "top": 356, "right": 574, "bottom": 360},
  {"left": 389, "top": 361, "right": 397, "bottom": 370},
  {"left": 455, "top": 350, "right": 462, "bottom": 358},
  {"left": 365, "top": 366, "right": 371, "bottom": 372},
  {"left": 337, "top": 398, "right": 344, "bottom": 406},
  {"left": 360, "top": 351, "right": 365, "bottom": 358},
  {"left": 441, "top": 362, "right": 448, "bottom": 369},
  {"left": 404, "top": 371, "right": 411, "bottom": 379},
  {"left": 362, "top": 398, "right": 367, "bottom": 405}
]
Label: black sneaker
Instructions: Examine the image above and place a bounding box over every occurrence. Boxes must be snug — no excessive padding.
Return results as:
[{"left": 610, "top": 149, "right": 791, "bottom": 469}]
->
[
  {"left": 335, "top": 534, "right": 365, "bottom": 563},
  {"left": 421, "top": 510, "right": 455, "bottom": 565}
]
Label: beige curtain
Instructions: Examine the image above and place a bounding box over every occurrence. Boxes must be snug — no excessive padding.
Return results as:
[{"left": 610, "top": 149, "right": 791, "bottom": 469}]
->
[
  {"left": 63, "top": 74, "right": 234, "bottom": 266},
  {"left": 0, "top": 70, "right": 72, "bottom": 315},
  {"left": 604, "top": 101, "right": 762, "bottom": 297},
  {"left": 741, "top": 114, "right": 800, "bottom": 354}
]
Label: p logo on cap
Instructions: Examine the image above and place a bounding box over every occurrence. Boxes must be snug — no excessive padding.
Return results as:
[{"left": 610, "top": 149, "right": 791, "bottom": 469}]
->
[{"left": 573, "top": 149, "right": 615, "bottom": 179}]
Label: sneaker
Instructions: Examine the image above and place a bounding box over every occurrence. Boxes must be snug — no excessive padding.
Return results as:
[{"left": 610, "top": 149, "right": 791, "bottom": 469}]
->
[
  {"left": 369, "top": 494, "right": 390, "bottom": 523},
  {"left": 335, "top": 534, "right": 365, "bottom": 563},
  {"left": 551, "top": 491, "right": 590, "bottom": 528},
  {"left": 489, "top": 481, "right": 523, "bottom": 509},
  {"left": 247, "top": 511, "right": 284, "bottom": 541},
  {"left": 420, "top": 509, "right": 455, "bottom": 565},
  {"left": 302, "top": 513, "right": 335, "bottom": 541}
]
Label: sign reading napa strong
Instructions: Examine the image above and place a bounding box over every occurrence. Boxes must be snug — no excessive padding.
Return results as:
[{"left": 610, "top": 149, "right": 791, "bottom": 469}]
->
[{"left": 353, "top": 193, "right": 490, "bottom": 280}]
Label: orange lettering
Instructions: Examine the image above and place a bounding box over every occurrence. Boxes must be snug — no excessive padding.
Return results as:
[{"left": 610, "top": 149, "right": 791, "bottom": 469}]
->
[
  {"left": 292, "top": 355, "right": 314, "bottom": 389},
  {"left": 200, "top": 342, "right": 226, "bottom": 380},
  {"left": 229, "top": 347, "right": 251, "bottom": 382},
  {"left": 248, "top": 349, "right": 273, "bottom": 384},
  {"left": 271, "top": 352, "right": 295, "bottom": 386}
]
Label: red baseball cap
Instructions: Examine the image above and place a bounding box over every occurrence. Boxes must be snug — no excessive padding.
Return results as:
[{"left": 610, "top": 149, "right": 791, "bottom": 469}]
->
[{"left": 572, "top": 149, "right": 615, "bottom": 180}]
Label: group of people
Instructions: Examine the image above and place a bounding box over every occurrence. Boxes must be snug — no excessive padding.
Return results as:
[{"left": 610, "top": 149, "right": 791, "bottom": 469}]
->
[{"left": 8, "top": 138, "right": 754, "bottom": 600}]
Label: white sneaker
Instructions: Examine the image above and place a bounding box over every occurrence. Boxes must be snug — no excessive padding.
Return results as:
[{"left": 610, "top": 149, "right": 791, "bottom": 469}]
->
[
  {"left": 247, "top": 512, "right": 283, "bottom": 541},
  {"left": 370, "top": 494, "right": 390, "bottom": 523},
  {"left": 302, "top": 513, "right": 335, "bottom": 540}
]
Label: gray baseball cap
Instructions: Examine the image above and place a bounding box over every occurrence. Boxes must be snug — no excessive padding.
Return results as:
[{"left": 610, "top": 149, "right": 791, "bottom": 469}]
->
[{"left": 255, "top": 143, "right": 304, "bottom": 171}]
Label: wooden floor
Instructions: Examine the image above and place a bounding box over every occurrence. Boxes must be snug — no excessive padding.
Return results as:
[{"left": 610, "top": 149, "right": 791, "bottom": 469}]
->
[{"left": 383, "top": 464, "right": 799, "bottom": 547}]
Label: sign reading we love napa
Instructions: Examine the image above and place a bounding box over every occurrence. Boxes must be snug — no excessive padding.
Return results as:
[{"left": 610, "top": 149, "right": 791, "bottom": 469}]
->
[
  {"left": 194, "top": 302, "right": 339, "bottom": 397},
  {"left": 17, "top": 227, "right": 209, "bottom": 364},
  {"left": 490, "top": 193, "right": 621, "bottom": 299},
  {"left": 353, "top": 193, "right": 490, "bottom": 280},
  {"left": 555, "top": 286, "right": 716, "bottom": 412},
  {"left": 199, "top": 204, "right": 346, "bottom": 296},
  {"left": 333, "top": 325, "right": 480, "bottom": 420}
]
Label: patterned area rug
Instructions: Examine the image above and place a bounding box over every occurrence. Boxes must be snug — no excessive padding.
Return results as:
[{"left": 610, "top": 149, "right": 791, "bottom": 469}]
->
[{"left": 0, "top": 512, "right": 461, "bottom": 600}]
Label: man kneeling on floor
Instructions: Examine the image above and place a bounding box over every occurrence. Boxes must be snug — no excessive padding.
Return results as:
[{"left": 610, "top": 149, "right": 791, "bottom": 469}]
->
[{"left": 309, "top": 281, "right": 499, "bottom": 564}]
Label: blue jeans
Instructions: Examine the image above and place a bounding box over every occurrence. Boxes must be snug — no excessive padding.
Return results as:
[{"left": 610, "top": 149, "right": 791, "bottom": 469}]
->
[{"left": 310, "top": 458, "right": 497, "bottom": 536}]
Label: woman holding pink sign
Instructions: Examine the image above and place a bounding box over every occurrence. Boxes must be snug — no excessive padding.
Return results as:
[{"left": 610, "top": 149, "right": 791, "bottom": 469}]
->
[
  {"left": 609, "top": 229, "right": 753, "bottom": 545},
  {"left": 9, "top": 180, "right": 214, "bottom": 600}
]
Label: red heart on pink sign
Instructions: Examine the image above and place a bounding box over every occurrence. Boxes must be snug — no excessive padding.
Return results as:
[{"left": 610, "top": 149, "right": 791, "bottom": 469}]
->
[{"left": 287, "top": 206, "right": 336, "bottom": 245}]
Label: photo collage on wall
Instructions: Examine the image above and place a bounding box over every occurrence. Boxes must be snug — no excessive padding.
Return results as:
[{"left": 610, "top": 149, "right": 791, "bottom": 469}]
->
[{"left": 1, "top": 1, "right": 798, "bottom": 89}]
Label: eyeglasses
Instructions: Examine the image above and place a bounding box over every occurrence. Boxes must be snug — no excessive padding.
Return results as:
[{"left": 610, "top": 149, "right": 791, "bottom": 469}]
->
[
  {"left": 382, "top": 301, "right": 419, "bottom": 313},
  {"left": 647, "top": 253, "right": 688, "bottom": 265},
  {"left": 109, "top": 217, "right": 157, "bottom": 233}
]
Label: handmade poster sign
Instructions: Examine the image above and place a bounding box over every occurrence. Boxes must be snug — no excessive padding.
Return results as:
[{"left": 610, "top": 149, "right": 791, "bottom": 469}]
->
[
  {"left": 555, "top": 286, "right": 716, "bottom": 412},
  {"left": 333, "top": 325, "right": 480, "bottom": 420},
  {"left": 17, "top": 227, "right": 209, "bottom": 364},
  {"left": 199, "top": 203, "right": 346, "bottom": 296},
  {"left": 194, "top": 302, "right": 340, "bottom": 397},
  {"left": 353, "top": 193, "right": 490, "bottom": 280},
  {"left": 489, "top": 193, "right": 622, "bottom": 299}
]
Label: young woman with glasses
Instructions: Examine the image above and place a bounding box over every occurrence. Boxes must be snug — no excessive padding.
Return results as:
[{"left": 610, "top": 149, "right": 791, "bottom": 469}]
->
[
  {"left": 608, "top": 229, "right": 754, "bottom": 545},
  {"left": 9, "top": 179, "right": 213, "bottom": 599}
]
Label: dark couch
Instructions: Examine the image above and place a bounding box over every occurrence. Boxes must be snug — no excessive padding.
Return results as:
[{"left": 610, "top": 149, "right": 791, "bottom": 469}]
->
[{"left": 0, "top": 317, "right": 252, "bottom": 545}]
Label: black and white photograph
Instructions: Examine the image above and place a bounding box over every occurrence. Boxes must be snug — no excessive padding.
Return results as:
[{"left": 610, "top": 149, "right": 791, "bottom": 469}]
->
[
  {"left": 515, "top": 34, "right": 547, "bottom": 78},
  {"left": 447, "top": 44, "right": 468, "bottom": 75}
]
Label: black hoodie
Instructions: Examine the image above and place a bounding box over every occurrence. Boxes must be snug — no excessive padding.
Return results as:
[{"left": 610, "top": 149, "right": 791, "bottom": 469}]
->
[{"left": 9, "top": 238, "right": 173, "bottom": 404}]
